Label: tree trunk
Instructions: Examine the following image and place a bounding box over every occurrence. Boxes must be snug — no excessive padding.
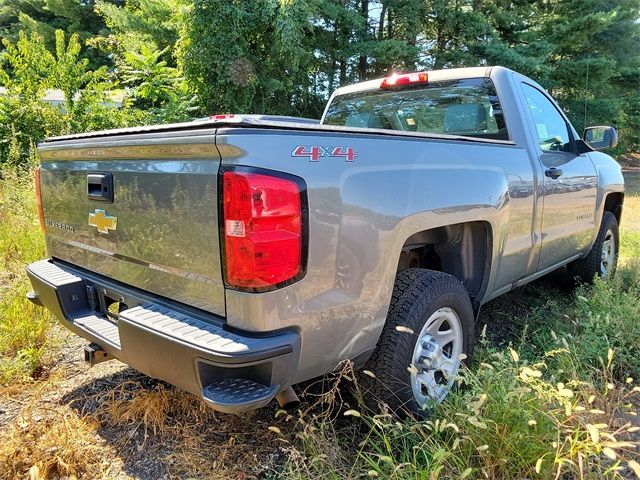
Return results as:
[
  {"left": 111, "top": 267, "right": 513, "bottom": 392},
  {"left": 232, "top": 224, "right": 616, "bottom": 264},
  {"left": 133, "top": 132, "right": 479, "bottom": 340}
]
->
[
  {"left": 339, "top": 59, "right": 347, "bottom": 85},
  {"left": 378, "top": 4, "right": 386, "bottom": 39},
  {"left": 328, "top": 23, "right": 339, "bottom": 95},
  {"left": 358, "top": 0, "right": 369, "bottom": 81}
]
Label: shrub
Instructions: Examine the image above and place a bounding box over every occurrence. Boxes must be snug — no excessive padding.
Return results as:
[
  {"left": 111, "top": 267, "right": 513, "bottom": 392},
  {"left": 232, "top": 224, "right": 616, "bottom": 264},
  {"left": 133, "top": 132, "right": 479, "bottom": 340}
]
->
[{"left": 0, "top": 30, "right": 162, "bottom": 169}]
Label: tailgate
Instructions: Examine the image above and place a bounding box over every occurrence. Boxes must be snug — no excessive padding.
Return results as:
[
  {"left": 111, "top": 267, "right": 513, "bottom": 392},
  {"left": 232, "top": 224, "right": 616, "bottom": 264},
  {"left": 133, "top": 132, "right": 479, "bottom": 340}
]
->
[{"left": 37, "top": 130, "right": 225, "bottom": 316}]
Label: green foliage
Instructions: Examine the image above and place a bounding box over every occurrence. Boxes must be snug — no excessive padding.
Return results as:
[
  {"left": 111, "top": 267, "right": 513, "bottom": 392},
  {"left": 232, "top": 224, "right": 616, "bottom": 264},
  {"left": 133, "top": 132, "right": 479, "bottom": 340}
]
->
[
  {"left": 119, "top": 44, "right": 195, "bottom": 121},
  {"left": 0, "top": 0, "right": 123, "bottom": 70},
  {"left": 0, "top": 31, "right": 65, "bottom": 167},
  {"left": 1, "top": 0, "right": 638, "bottom": 153},
  {"left": 177, "top": 0, "right": 639, "bottom": 151},
  {"left": 181, "top": 0, "right": 322, "bottom": 116},
  {"left": 95, "top": 0, "right": 186, "bottom": 65},
  {"left": 545, "top": 0, "right": 640, "bottom": 154},
  {"left": 0, "top": 30, "right": 53, "bottom": 101},
  {"left": 0, "top": 172, "right": 55, "bottom": 383},
  {"left": 575, "top": 265, "right": 640, "bottom": 381},
  {"left": 0, "top": 29, "right": 153, "bottom": 168}
]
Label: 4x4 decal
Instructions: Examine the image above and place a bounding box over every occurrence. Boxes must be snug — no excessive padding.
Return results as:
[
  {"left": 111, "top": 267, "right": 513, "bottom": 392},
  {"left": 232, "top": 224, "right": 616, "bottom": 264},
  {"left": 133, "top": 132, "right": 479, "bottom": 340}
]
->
[{"left": 292, "top": 145, "right": 357, "bottom": 162}]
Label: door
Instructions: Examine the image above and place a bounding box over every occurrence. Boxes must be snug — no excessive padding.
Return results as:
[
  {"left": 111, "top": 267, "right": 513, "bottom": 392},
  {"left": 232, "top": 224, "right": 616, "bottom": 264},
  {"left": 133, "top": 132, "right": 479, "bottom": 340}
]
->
[{"left": 520, "top": 83, "right": 598, "bottom": 271}]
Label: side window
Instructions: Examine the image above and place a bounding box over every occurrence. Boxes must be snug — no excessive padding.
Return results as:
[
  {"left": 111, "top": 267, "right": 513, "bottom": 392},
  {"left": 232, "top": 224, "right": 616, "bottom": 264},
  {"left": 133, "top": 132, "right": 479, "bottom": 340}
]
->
[{"left": 521, "top": 83, "right": 573, "bottom": 153}]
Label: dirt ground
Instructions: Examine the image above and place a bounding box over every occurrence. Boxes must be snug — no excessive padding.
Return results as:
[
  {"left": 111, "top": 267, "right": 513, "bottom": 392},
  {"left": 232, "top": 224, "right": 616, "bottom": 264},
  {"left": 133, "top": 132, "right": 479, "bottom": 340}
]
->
[{"left": 0, "top": 328, "right": 295, "bottom": 479}]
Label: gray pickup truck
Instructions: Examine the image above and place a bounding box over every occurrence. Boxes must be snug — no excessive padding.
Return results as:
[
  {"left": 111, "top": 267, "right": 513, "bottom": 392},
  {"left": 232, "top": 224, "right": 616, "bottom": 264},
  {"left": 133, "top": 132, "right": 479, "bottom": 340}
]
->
[{"left": 27, "top": 66, "right": 624, "bottom": 416}]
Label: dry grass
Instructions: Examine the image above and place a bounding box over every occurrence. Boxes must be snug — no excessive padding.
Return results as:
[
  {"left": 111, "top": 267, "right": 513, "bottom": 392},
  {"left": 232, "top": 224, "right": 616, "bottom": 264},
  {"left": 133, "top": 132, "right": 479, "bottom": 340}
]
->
[
  {"left": 0, "top": 403, "right": 120, "bottom": 480},
  {"left": 0, "top": 368, "right": 292, "bottom": 480},
  {"left": 622, "top": 196, "right": 640, "bottom": 232},
  {"left": 92, "top": 381, "right": 285, "bottom": 479}
]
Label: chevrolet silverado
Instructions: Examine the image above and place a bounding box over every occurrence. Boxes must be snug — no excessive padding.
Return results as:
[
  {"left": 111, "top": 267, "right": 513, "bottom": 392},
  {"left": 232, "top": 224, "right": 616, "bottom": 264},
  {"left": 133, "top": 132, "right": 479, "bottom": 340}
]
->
[{"left": 26, "top": 66, "right": 624, "bottom": 416}]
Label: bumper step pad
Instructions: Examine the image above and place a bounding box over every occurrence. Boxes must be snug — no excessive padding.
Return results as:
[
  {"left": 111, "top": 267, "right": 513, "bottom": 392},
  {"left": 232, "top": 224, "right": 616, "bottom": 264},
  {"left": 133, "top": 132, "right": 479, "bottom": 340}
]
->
[
  {"left": 120, "top": 304, "right": 250, "bottom": 355},
  {"left": 75, "top": 314, "right": 120, "bottom": 348},
  {"left": 203, "top": 378, "right": 279, "bottom": 413},
  {"left": 119, "top": 303, "right": 294, "bottom": 360}
]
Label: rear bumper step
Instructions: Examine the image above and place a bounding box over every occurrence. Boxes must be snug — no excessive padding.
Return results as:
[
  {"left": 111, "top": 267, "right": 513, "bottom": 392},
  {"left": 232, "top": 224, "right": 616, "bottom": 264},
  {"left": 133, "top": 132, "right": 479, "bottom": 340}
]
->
[
  {"left": 26, "top": 259, "right": 301, "bottom": 413},
  {"left": 203, "top": 379, "right": 279, "bottom": 411}
]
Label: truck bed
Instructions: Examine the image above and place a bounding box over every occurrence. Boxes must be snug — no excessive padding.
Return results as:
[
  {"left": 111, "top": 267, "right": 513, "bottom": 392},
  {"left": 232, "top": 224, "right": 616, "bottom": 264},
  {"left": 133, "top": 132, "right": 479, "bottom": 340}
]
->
[{"left": 43, "top": 115, "right": 515, "bottom": 146}]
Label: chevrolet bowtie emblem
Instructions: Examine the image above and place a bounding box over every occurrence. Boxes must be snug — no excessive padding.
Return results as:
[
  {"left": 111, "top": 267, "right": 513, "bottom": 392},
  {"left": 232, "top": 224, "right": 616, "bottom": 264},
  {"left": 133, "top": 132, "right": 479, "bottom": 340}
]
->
[{"left": 88, "top": 209, "right": 117, "bottom": 234}]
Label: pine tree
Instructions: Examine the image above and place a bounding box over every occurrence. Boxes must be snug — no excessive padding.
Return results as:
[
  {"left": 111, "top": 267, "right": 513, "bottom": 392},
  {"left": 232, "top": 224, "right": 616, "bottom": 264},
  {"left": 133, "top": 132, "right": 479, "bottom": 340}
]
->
[
  {"left": 95, "top": 0, "right": 186, "bottom": 66},
  {"left": 543, "top": 0, "right": 640, "bottom": 153},
  {"left": 180, "top": 0, "right": 323, "bottom": 116}
]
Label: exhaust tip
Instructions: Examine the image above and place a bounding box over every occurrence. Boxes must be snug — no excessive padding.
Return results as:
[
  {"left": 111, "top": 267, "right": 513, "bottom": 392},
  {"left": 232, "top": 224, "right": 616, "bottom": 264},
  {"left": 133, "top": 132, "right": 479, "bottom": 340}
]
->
[
  {"left": 275, "top": 386, "right": 300, "bottom": 410},
  {"left": 26, "top": 291, "right": 43, "bottom": 307}
]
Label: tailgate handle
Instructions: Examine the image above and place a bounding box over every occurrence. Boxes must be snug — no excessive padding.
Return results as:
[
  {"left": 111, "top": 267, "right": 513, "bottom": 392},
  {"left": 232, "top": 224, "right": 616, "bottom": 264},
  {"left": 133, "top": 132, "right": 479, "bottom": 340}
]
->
[{"left": 87, "top": 173, "right": 114, "bottom": 203}]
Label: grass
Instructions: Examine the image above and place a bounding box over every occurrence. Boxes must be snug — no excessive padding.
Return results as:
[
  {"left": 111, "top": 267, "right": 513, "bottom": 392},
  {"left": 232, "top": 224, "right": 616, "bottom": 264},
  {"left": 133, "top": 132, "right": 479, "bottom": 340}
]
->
[
  {"left": 0, "top": 170, "right": 639, "bottom": 479},
  {"left": 0, "top": 170, "right": 56, "bottom": 383},
  {"left": 0, "top": 402, "right": 115, "bottom": 479}
]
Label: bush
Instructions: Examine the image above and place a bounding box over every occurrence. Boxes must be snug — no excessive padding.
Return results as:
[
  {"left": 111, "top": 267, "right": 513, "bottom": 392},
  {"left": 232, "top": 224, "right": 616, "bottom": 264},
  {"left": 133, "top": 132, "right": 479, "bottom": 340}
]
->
[{"left": 0, "top": 30, "right": 166, "bottom": 169}]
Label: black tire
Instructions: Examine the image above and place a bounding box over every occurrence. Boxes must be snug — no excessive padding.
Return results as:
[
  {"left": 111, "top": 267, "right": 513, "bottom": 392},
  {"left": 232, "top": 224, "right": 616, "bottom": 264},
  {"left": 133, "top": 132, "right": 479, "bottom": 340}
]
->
[
  {"left": 567, "top": 211, "right": 619, "bottom": 284},
  {"left": 359, "top": 269, "right": 474, "bottom": 417}
]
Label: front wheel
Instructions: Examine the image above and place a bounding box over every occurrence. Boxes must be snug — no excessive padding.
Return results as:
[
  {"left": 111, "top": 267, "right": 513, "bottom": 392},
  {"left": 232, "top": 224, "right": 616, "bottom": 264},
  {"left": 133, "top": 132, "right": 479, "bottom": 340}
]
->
[
  {"left": 567, "top": 211, "right": 619, "bottom": 284},
  {"left": 360, "top": 269, "right": 474, "bottom": 417}
]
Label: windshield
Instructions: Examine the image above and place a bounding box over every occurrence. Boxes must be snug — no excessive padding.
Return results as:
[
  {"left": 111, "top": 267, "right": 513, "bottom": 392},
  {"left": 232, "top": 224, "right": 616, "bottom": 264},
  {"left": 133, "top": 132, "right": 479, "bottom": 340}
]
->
[{"left": 323, "top": 77, "right": 509, "bottom": 141}]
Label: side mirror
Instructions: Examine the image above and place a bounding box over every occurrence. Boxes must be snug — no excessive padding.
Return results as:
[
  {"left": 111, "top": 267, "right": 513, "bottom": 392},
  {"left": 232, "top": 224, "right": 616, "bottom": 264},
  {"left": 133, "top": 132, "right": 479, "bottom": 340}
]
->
[{"left": 583, "top": 126, "right": 618, "bottom": 151}]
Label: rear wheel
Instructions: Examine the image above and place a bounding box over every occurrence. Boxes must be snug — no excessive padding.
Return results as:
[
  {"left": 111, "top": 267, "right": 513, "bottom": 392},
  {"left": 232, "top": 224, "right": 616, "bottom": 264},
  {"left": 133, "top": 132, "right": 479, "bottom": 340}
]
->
[
  {"left": 567, "top": 211, "right": 619, "bottom": 283},
  {"left": 360, "top": 269, "right": 474, "bottom": 417}
]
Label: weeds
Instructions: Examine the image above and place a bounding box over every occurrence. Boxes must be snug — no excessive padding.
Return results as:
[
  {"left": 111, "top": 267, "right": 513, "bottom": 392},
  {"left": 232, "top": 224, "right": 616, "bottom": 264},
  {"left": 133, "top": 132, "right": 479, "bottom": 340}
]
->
[
  {"left": 575, "top": 264, "right": 640, "bottom": 381},
  {"left": 351, "top": 348, "right": 639, "bottom": 479},
  {"left": 280, "top": 197, "right": 640, "bottom": 479},
  {"left": 279, "top": 344, "right": 640, "bottom": 479},
  {"left": 0, "top": 171, "right": 55, "bottom": 383}
]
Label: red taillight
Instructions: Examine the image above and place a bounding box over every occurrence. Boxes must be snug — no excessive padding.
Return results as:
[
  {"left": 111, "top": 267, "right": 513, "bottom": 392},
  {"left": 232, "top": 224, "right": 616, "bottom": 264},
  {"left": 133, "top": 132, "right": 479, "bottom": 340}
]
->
[
  {"left": 34, "top": 166, "right": 46, "bottom": 233},
  {"left": 380, "top": 72, "right": 428, "bottom": 89},
  {"left": 222, "top": 169, "right": 305, "bottom": 290}
]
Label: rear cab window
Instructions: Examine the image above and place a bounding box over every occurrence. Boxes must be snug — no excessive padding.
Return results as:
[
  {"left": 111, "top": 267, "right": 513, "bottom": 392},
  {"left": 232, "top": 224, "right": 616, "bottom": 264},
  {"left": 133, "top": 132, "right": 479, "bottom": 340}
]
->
[{"left": 323, "top": 78, "right": 509, "bottom": 141}]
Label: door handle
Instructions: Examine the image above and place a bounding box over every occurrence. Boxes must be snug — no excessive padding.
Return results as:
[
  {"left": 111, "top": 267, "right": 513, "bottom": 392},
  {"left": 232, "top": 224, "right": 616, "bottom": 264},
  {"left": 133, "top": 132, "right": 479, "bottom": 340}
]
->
[
  {"left": 544, "top": 167, "right": 563, "bottom": 179},
  {"left": 87, "top": 173, "right": 114, "bottom": 202}
]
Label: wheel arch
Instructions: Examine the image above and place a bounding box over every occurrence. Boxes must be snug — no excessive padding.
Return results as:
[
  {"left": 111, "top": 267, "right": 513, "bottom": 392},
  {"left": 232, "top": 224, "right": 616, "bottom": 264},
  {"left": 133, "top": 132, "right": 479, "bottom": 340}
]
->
[
  {"left": 603, "top": 191, "right": 624, "bottom": 225},
  {"left": 395, "top": 221, "right": 493, "bottom": 310}
]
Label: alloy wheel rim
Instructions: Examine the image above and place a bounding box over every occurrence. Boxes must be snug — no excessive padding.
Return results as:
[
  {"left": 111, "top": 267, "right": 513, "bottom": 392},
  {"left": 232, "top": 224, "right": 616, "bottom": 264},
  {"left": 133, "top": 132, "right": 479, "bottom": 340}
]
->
[
  {"left": 600, "top": 229, "right": 616, "bottom": 278},
  {"left": 410, "top": 307, "right": 463, "bottom": 406}
]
